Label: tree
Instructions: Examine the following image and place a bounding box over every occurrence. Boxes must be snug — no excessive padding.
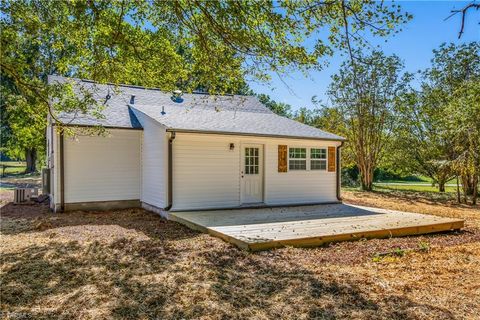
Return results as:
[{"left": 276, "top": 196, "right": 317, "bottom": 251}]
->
[
  {"left": 424, "top": 43, "right": 479, "bottom": 198},
  {"left": 446, "top": 2, "right": 480, "bottom": 39},
  {"left": 0, "top": 0, "right": 247, "bottom": 171},
  {"left": 1, "top": 77, "right": 45, "bottom": 172},
  {"left": 0, "top": 0, "right": 410, "bottom": 171},
  {"left": 446, "top": 80, "right": 480, "bottom": 204},
  {"left": 430, "top": 42, "right": 480, "bottom": 203},
  {"left": 1, "top": 67, "right": 48, "bottom": 173},
  {"left": 393, "top": 90, "right": 456, "bottom": 192},
  {"left": 393, "top": 43, "right": 479, "bottom": 197},
  {"left": 256, "top": 94, "right": 293, "bottom": 118},
  {"left": 328, "top": 51, "right": 410, "bottom": 191}
]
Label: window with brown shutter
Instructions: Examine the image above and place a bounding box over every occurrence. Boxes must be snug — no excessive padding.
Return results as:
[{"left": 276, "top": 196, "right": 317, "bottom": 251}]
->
[
  {"left": 328, "top": 146, "right": 336, "bottom": 172},
  {"left": 278, "top": 145, "right": 288, "bottom": 172}
]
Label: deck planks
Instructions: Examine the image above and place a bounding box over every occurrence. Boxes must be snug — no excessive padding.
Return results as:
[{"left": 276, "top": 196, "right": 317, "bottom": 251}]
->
[{"left": 169, "top": 204, "right": 464, "bottom": 251}]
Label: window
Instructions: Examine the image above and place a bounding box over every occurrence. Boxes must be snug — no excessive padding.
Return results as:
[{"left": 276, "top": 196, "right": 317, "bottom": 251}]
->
[
  {"left": 245, "top": 147, "right": 259, "bottom": 174},
  {"left": 311, "top": 148, "right": 327, "bottom": 170},
  {"left": 289, "top": 148, "right": 306, "bottom": 170}
]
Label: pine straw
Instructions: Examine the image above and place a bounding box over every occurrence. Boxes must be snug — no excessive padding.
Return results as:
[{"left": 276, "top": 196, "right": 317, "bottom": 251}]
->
[
  {"left": 1, "top": 191, "right": 479, "bottom": 319},
  {"left": 342, "top": 190, "right": 480, "bottom": 229}
]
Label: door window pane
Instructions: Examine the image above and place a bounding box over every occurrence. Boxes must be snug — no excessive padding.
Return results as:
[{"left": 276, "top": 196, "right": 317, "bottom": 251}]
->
[{"left": 245, "top": 147, "right": 260, "bottom": 175}]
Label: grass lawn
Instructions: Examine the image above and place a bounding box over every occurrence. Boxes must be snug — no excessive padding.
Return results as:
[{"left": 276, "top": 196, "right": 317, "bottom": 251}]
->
[
  {"left": 1, "top": 189, "right": 479, "bottom": 319},
  {"left": 374, "top": 184, "right": 458, "bottom": 193},
  {"left": 373, "top": 174, "right": 431, "bottom": 184},
  {"left": 0, "top": 161, "right": 27, "bottom": 176},
  {"left": 374, "top": 175, "right": 457, "bottom": 185},
  {"left": 344, "top": 184, "right": 459, "bottom": 197}
]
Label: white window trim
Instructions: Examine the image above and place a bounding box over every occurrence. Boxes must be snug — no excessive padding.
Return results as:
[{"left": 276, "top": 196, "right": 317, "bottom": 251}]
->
[
  {"left": 310, "top": 148, "right": 328, "bottom": 171},
  {"left": 288, "top": 147, "right": 307, "bottom": 170},
  {"left": 288, "top": 146, "right": 329, "bottom": 171}
]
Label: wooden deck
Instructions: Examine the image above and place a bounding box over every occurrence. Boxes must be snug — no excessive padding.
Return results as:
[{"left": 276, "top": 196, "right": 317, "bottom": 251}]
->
[{"left": 169, "top": 204, "right": 464, "bottom": 251}]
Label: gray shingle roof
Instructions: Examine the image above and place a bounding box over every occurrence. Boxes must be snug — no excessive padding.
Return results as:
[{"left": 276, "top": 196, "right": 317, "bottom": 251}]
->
[{"left": 48, "top": 75, "right": 345, "bottom": 141}]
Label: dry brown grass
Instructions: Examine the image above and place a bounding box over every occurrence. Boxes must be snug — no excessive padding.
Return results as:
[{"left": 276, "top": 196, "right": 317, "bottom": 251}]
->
[
  {"left": 342, "top": 190, "right": 480, "bottom": 229},
  {"left": 1, "top": 190, "right": 479, "bottom": 319}
]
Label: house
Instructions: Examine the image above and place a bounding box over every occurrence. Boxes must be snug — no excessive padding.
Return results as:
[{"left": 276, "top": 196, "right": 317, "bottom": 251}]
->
[{"left": 46, "top": 75, "right": 346, "bottom": 214}]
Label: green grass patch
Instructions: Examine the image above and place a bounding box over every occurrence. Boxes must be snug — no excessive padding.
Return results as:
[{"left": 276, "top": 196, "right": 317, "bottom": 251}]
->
[
  {"left": 375, "top": 175, "right": 457, "bottom": 185},
  {"left": 374, "top": 184, "right": 457, "bottom": 193},
  {"left": 342, "top": 183, "right": 459, "bottom": 203},
  {"left": 343, "top": 183, "right": 458, "bottom": 193},
  {"left": 0, "top": 161, "right": 25, "bottom": 166},
  {"left": 375, "top": 175, "right": 431, "bottom": 184},
  {"left": 374, "top": 179, "right": 430, "bottom": 184},
  {"left": 0, "top": 161, "right": 26, "bottom": 176}
]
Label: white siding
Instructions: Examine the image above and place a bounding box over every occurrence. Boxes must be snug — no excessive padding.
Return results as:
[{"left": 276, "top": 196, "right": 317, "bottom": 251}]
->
[
  {"left": 172, "top": 134, "right": 241, "bottom": 210},
  {"left": 133, "top": 111, "right": 168, "bottom": 208},
  {"left": 63, "top": 129, "right": 141, "bottom": 203},
  {"left": 50, "top": 125, "right": 340, "bottom": 211},
  {"left": 264, "top": 140, "right": 337, "bottom": 205},
  {"left": 172, "top": 133, "right": 341, "bottom": 210}
]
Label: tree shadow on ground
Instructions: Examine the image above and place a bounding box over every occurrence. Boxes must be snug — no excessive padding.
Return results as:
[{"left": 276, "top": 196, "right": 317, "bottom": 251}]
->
[
  {"left": 193, "top": 248, "right": 457, "bottom": 319},
  {"left": 1, "top": 238, "right": 459, "bottom": 320},
  {"left": 1, "top": 238, "right": 185, "bottom": 319}
]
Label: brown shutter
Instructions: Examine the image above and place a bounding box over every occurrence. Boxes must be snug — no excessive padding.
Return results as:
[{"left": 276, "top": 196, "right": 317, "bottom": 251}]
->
[
  {"left": 278, "top": 145, "right": 288, "bottom": 172},
  {"left": 328, "top": 146, "right": 336, "bottom": 172}
]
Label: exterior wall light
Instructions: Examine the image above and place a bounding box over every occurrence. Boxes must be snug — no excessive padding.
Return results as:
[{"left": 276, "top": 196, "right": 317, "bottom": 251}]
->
[{"left": 230, "top": 143, "right": 235, "bottom": 151}]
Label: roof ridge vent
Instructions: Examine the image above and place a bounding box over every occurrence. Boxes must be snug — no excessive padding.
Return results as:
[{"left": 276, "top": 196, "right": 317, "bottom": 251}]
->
[{"left": 171, "top": 89, "right": 184, "bottom": 103}]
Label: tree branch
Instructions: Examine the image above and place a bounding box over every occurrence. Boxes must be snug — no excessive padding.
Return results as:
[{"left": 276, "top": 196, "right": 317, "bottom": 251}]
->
[{"left": 445, "top": 2, "right": 480, "bottom": 39}]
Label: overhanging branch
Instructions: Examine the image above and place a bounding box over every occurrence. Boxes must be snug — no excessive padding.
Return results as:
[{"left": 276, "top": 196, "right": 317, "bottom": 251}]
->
[{"left": 445, "top": 2, "right": 480, "bottom": 39}]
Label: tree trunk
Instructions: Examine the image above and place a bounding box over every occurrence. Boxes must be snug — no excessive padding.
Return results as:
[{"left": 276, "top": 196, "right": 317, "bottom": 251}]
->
[
  {"left": 456, "top": 175, "right": 461, "bottom": 203},
  {"left": 438, "top": 181, "right": 446, "bottom": 192},
  {"left": 472, "top": 175, "right": 478, "bottom": 205},
  {"left": 25, "top": 148, "right": 37, "bottom": 173},
  {"left": 359, "top": 164, "right": 374, "bottom": 191},
  {"left": 462, "top": 173, "right": 475, "bottom": 196},
  {"left": 461, "top": 174, "right": 468, "bottom": 204}
]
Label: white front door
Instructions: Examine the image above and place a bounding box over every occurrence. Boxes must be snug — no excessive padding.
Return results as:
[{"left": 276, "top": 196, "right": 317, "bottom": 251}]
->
[{"left": 241, "top": 144, "right": 264, "bottom": 204}]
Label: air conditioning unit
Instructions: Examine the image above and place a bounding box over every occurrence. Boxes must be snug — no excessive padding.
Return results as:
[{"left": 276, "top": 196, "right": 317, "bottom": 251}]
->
[{"left": 14, "top": 188, "right": 39, "bottom": 204}]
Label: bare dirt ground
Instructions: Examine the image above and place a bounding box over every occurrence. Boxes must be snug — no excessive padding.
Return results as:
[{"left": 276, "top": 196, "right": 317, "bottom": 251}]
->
[{"left": 1, "top": 189, "right": 479, "bottom": 319}]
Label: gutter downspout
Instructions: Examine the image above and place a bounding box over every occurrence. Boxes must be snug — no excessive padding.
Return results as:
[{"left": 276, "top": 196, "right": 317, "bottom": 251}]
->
[
  {"left": 165, "top": 131, "right": 176, "bottom": 211},
  {"left": 336, "top": 141, "right": 345, "bottom": 201},
  {"left": 59, "top": 129, "right": 65, "bottom": 212}
]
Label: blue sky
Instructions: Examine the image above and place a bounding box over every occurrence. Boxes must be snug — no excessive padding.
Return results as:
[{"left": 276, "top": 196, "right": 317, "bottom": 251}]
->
[{"left": 249, "top": 1, "right": 480, "bottom": 110}]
